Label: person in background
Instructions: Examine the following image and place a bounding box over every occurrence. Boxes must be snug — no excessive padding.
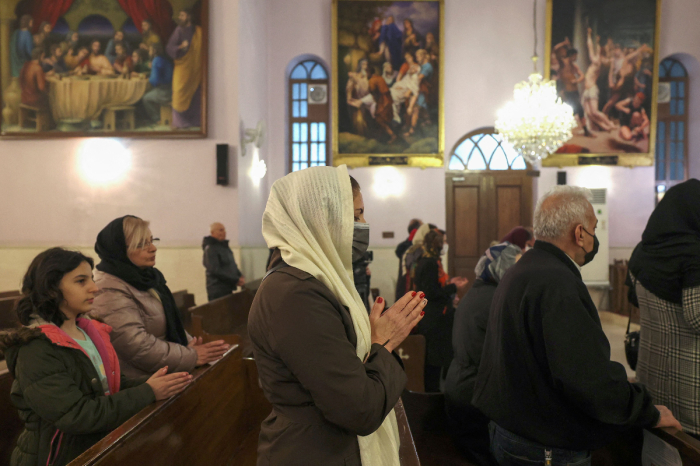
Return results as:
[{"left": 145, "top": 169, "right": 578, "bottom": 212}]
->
[
  {"left": 202, "top": 222, "right": 245, "bottom": 302},
  {"left": 61, "top": 31, "right": 79, "bottom": 54},
  {"left": 629, "top": 179, "right": 700, "bottom": 439},
  {"left": 499, "top": 226, "right": 533, "bottom": 251},
  {"left": 33, "top": 21, "right": 52, "bottom": 55},
  {"left": 395, "top": 218, "right": 422, "bottom": 300},
  {"left": 141, "top": 43, "right": 173, "bottom": 125},
  {"left": 0, "top": 248, "right": 191, "bottom": 466},
  {"left": 130, "top": 49, "right": 150, "bottom": 77},
  {"left": 42, "top": 44, "right": 67, "bottom": 75},
  {"left": 64, "top": 45, "right": 89, "bottom": 73},
  {"left": 413, "top": 229, "right": 469, "bottom": 392},
  {"left": 105, "top": 30, "right": 128, "bottom": 64},
  {"left": 473, "top": 186, "right": 681, "bottom": 466},
  {"left": 20, "top": 48, "right": 51, "bottom": 122},
  {"left": 398, "top": 222, "right": 435, "bottom": 301},
  {"left": 139, "top": 19, "right": 161, "bottom": 51},
  {"left": 112, "top": 42, "right": 132, "bottom": 76},
  {"left": 90, "top": 216, "right": 228, "bottom": 378},
  {"left": 10, "top": 15, "right": 34, "bottom": 78},
  {"left": 444, "top": 241, "right": 522, "bottom": 466}
]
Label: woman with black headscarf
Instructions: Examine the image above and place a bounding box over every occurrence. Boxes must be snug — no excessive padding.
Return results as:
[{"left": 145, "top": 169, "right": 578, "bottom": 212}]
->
[
  {"left": 90, "top": 216, "right": 228, "bottom": 377},
  {"left": 629, "top": 179, "right": 700, "bottom": 437}
]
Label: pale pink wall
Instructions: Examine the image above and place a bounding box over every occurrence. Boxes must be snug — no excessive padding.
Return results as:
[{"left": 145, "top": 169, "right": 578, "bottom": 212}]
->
[
  {"left": 0, "top": 0, "right": 240, "bottom": 247},
  {"left": 257, "top": 0, "right": 700, "bottom": 250}
]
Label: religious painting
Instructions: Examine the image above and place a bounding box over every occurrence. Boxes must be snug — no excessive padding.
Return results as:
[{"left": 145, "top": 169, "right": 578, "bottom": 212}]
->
[
  {"left": 332, "top": 0, "right": 444, "bottom": 168},
  {"left": 543, "top": 0, "right": 661, "bottom": 167},
  {"left": 0, "top": 0, "right": 208, "bottom": 138}
]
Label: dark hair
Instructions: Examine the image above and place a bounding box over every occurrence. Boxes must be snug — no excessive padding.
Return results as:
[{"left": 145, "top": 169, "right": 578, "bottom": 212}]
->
[
  {"left": 50, "top": 44, "right": 61, "bottom": 55},
  {"left": 566, "top": 48, "right": 578, "bottom": 57},
  {"left": 114, "top": 41, "right": 126, "bottom": 51},
  {"left": 407, "top": 219, "right": 422, "bottom": 234},
  {"left": 20, "top": 15, "right": 32, "bottom": 29},
  {"left": 150, "top": 42, "right": 164, "bottom": 57},
  {"left": 428, "top": 223, "right": 437, "bottom": 230},
  {"left": 78, "top": 46, "right": 89, "bottom": 54},
  {"left": 15, "top": 248, "right": 95, "bottom": 327},
  {"left": 180, "top": 8, "right": 193, "bottom": 17},
  {"left": 350, "top": 176, "right": 361, "bottom": 198},
  {"left": 31, "top": 47, "right": 43, "bottom": 60},
  {"left": 422, "top": 230, "right": 444, "bottom": 257}
]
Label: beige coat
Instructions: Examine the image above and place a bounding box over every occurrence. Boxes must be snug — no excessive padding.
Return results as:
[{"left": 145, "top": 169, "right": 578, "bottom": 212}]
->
[{"left": 90, "top": 271, "right": 198, "bottom": 378}]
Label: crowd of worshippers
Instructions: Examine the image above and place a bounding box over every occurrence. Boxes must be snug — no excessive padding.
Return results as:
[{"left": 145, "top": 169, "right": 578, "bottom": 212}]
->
[
  {"left": 551, "top": 28, "right": 653, "bottom": 142},
  {"left": 11, "top": 9, "right": 198, "bottom": 127},
  {"left": 1, "top": 169, "right": 698, "bottom": 466}
]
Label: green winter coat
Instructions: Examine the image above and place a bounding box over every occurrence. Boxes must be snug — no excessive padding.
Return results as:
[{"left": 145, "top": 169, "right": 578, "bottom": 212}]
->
[{"left": 0, "top": 317, "right": 155, "bottom": 466}]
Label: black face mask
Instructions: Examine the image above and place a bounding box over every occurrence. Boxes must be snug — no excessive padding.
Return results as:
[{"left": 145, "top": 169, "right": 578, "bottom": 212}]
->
[
  {"left": 581, "top": 227, "right": 599, "bottom": 266},
  {"left": 352, "top": 222, "right": 370, "bottom": 263}
]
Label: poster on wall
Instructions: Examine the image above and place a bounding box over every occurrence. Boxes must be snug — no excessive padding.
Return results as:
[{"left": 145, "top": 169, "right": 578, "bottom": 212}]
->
[
  {"left": 0, "top": 0, "right": 208, "bottom": 139},
  {"left": 544, "top": 0, "right": 661, "bottom": 167},
  {"left": 332, "top": 0, "right": 444, "bottom": 168}
]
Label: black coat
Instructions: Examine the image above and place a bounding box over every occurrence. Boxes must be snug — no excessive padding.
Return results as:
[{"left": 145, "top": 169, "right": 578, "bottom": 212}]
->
[
  {"left": 444, "top": 279, "right": 496, "bottom": 410},
  {"left": 413, "top": 256, "right": 457, "bottom": 368},
  {"left": 248, "top": 254, "right": 406, "bottom": 466},
  {"left": 472, "top": 241, "right": 659, "bottom": 450},
  {"left": 202, "top": 236, "right": 242, "bottom": 300}
]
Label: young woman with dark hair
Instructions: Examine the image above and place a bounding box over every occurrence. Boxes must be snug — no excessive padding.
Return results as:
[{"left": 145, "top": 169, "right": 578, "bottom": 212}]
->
[
  {"left": 413, "top": 230, "right": 469, "bottom": 392},
  {"left": 0, "top": 247, "right": 191, "bottom": 466}
]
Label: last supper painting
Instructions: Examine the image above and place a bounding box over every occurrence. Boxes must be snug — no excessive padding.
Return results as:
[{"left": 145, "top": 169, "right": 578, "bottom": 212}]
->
[{"left": 0, "top": 0, "right": 208, "bottom": 138}]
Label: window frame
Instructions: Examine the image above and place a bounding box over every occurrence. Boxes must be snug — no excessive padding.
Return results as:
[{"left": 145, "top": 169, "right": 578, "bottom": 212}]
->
[
  {"left": 447, "top": 127, "right": 532, "bottom": 172},
  {"left": 655, "top": 57, "right": 689, "bottom": 202},
  {"left": 287, "top": 59, "right": 330, "bottom": 173}
]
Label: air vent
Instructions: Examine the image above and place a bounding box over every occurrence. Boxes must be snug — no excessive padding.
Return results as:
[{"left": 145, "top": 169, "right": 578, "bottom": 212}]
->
[{"left": 590, "top": 188, "right": 606, "bottom": 205}]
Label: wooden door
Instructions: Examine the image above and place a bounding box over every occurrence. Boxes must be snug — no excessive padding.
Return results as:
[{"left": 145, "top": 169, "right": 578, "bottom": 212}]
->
[{"left": 446, "top": 173, "right": 534, "bottom": 285}]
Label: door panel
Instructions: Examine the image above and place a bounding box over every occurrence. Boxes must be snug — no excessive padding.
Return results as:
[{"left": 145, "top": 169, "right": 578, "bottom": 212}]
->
[
  {"left": 447, "top": 172, "right": 534, "bottom": 291},
  {"left": 454, "top": 186, "right": 479, "bottom": 257},
  {"left": 496, "top": 186, "right": 522, "bottom": 239}
]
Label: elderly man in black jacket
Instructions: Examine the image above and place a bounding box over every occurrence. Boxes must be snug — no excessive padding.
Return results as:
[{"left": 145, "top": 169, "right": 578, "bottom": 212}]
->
[
  {"left": 203, "top": 222, "right": 245, "bottom": 301},
  {"left": 472, "top": 186, "right": 681, "bottom": 466}
]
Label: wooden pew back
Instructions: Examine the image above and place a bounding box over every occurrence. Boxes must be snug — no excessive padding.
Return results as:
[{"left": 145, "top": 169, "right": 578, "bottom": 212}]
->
[
  {"left": 69, "top": 346, "right": 264, "bottom": 466},
  {"left": 0, "top": 290, "right": 21, "bottom": 299},
  {"left": 172, "top": 289, "right": 196, "bottom": 331},
  {"left": 0, "top": 368, "right": 23, "bottom": 466},
  {"left": 188, "top": 290, "right": 254, "bottom": 335},
  {"left": 0, "top": 296, "right": 21, "bottom": 332},
  {"left": 395, "top": 335, "right": 426, "bottom": 392}
]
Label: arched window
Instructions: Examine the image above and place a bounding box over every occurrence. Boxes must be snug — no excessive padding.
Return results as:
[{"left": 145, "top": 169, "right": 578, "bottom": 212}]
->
[
  {"left": 448, "top": 127, "right": 528, "bottom": 171},
  {"left": 288, "top": 59, "right": 330, "bottom": 172},
  {"left": 656, "top": 57, "right": 689, "bottom": 202}
]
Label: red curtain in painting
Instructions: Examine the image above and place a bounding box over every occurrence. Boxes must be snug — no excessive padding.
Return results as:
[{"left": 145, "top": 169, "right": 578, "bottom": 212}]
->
[
  {"left": 117, "top": 0, "right": 176, "bottom": 45},
  {"left": 27, "top": 0, "right": 75, "bottom": 32}
]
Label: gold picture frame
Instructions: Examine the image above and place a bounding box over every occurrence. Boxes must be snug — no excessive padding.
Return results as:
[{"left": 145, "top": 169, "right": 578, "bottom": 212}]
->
[
  {"left": 332, "top": 0, "right": 444, "bottom": 168},
  {"left": 543, "top": 0, "right": 662, "bottom": 167}
]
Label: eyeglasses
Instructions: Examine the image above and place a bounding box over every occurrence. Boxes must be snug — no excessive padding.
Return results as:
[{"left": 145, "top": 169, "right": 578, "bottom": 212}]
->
[{"left": 136, "top": 238, "right": 160, "bottom": 249}]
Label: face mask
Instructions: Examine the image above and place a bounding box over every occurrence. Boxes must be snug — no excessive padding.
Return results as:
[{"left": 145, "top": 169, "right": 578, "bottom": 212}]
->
[
  {"left": 581, "top": 227, "right": 599, "bottom": 266},
  {"left": 352, "top": 222, "right": 370, "bottom": 263}
]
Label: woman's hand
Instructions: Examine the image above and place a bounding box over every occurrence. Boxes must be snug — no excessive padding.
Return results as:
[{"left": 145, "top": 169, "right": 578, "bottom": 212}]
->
[
  {"left": 188, "top": 337, "right": 230, "bottom": 365},
  {"left": 449, "top": 276, "right": 469, "bottom": 290},
  {"left": 146, "top": 366, "right": 192, "bottom": 401},
  {"left": 370, "top": 292, "right": 427, "bottom": 353}
]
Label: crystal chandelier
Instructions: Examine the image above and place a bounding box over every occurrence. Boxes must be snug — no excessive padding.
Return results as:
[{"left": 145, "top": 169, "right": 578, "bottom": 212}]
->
[{"left": 495, "top": 0, "right": 576, "bottom": 165}]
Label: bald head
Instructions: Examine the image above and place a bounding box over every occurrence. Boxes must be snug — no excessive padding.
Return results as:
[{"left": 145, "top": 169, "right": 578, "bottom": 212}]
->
[
  {"left": 210, "top": 223, "right": 226, "bottom": 241},
  {"left": 534, "top": 186, "right": 598, "bottom": 266}
]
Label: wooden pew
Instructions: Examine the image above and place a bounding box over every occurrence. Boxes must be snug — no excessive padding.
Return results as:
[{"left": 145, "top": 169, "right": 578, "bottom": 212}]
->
[
  {"left": 69, "top": 345, "right": 266, "bottom": 466},
  {"left": 0, "top": 366, "right": 23, "bottom": 466},
  {"left": 0, "top": 290, "right": 20, "bottom": 299},
  {"left": 395, "top": 335, "right": 426, "bottom": 392},
  {"left": 0, "top": 296, "right": 21, "bottom": 332},
  {"left": 401, "top": 389, "right": 474, "bottom": 466},
  {"left": 188, "top": 290, "right": 255, "bottom": 356},
  {"left": 172, "top": 289, "right": 196, "bottom": 333}
]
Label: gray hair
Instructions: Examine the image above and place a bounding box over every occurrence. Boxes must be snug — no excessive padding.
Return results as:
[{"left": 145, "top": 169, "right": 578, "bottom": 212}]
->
[{"left": 534, "top": 186, "right": 592, "bottom": 242}]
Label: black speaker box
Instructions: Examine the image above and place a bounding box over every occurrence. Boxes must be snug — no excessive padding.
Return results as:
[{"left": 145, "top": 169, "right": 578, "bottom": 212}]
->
[
  {"left": 216, "top": 144, "right": 229, "bottom": 186},
  {"left": 557, "top": 171, "right": 567, "bottom": 186}
]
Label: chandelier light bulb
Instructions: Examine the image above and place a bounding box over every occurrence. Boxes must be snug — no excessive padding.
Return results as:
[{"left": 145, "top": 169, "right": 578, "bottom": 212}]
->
[{"left": 495, "top": 73, "right": 576, "bottom": 165}]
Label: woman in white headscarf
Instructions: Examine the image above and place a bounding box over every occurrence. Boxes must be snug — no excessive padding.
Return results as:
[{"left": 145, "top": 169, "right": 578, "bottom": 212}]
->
[{"left": 248, "top": 165, "right": 427, "bottom": 466}]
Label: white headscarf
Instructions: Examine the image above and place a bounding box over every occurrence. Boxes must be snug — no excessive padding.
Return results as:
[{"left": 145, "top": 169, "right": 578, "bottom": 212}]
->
[{"left": 262, "top": 165, "right": 400, "bottom": 466}]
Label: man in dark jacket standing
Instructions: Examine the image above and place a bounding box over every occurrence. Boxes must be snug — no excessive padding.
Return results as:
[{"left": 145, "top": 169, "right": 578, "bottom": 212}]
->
[
  {"left": 472, "top": 186, "right": 681, "bottom": 465},
  {"left": 203, "top": 222, "right": 245, "bottom": 301}
]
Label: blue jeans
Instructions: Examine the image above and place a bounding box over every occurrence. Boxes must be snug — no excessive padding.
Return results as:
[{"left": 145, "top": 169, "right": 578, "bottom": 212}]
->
[{"left": 489, "top": 423, "right": 590, "bottom": 466}]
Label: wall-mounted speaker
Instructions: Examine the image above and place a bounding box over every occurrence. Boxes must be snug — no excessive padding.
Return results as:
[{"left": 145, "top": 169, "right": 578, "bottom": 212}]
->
[
  {"left": 216, "top": 144, "right": 229, "bottom": 186},
  {"left": 557, "top": 171, "right": 567, "bottom": 185}
]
